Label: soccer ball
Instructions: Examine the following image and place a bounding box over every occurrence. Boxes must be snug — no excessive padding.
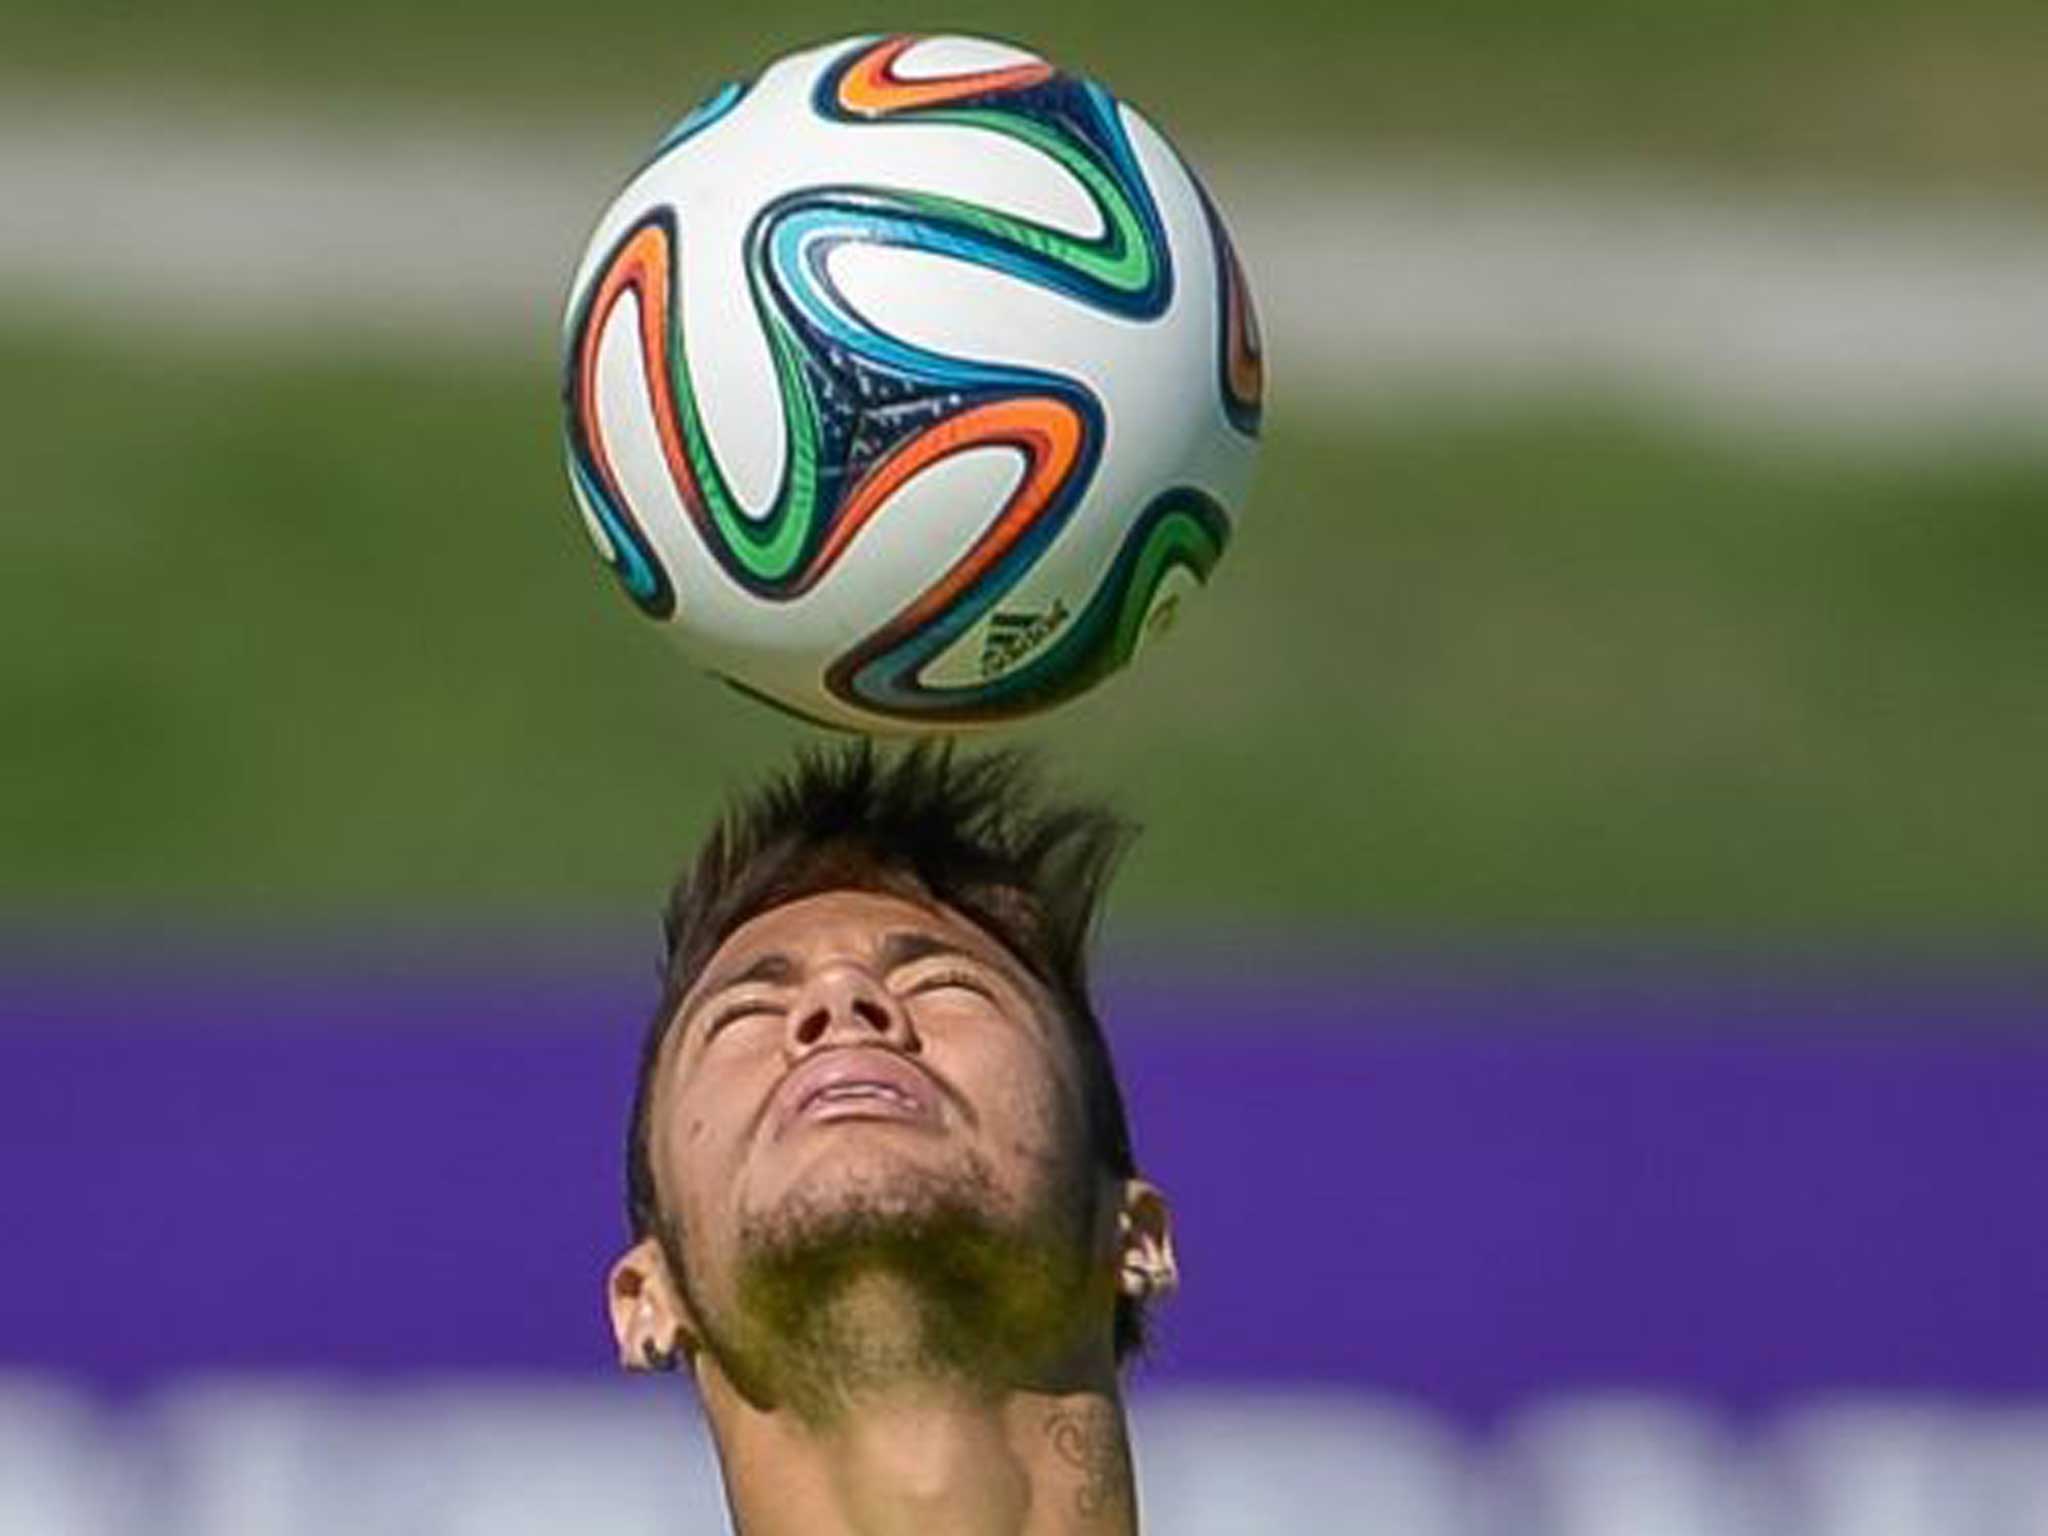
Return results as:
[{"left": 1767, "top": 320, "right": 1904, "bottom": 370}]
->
[{"left": 561, "top": 34, "right": 1262, "bottom": 731}]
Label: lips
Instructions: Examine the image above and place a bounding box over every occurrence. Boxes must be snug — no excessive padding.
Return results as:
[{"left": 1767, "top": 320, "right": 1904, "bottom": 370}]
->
[{"left": 773, "top": 1048, "right": 941, "bottom": 1138}]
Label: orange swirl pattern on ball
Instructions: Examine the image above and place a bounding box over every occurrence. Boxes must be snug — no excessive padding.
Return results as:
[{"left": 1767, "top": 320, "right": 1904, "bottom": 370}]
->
[
  {"left": 836, "top": 34, "right": 1056, "bottom": 115},
  {"left": 819, "top": 396, "right": 1083, "bottom": 608},
  {"left": 579, "top": 221, "right": 1086, "bottom": 607},
  {"left": 821, "top": 396, "right": 1087, "bottom": 704},
  {"left": 576, "top": 222, "right": 708, "bottom": 532}
]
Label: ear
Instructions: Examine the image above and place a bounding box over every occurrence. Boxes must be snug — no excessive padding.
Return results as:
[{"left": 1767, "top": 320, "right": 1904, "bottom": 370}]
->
[
  {"left": 1114, "top": 1178, "right": 1178, "bottom": 1303},
  {"left": 606, "top": 1237, "right": 698, "bottom": 1373}
]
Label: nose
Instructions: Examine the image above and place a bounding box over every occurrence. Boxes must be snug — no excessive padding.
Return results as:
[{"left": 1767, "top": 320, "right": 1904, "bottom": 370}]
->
[{"left": 785, "top": 963, "right": 918, "bottom": 1055}]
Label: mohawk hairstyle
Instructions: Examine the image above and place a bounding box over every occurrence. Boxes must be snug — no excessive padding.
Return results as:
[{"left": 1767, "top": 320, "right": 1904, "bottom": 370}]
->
[{"left": 624, "top": 741, "right": 1153, "bottom": 1362}]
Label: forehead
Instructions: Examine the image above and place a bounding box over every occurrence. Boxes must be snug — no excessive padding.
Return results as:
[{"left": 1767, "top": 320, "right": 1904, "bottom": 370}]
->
[{"left": 692, "top": 887, "right": 1025, "bottom": 996}]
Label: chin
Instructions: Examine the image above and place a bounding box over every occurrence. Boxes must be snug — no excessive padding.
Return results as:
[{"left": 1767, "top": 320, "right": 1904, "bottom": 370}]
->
[{"left": 749, "top": 1138, "right": 1005, "bottom": 1247}]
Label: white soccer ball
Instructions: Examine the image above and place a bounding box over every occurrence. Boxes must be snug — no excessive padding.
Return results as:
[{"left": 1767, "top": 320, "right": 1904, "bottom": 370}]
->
[{"left": 562, "top": 33, "right": 1263, "bottom": 730}]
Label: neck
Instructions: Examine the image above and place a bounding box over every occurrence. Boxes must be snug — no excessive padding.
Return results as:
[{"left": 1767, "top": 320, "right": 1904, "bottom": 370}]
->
[
  {"left": 687, "top": 1185, "right": 1137, "bottom": 1532},
  {"left": 699, "top": 1365, "right": 1138, "bottom": 1536}
]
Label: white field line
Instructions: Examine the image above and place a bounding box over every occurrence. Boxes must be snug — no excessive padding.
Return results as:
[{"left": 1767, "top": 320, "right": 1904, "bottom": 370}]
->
[{"left": 4, "top": 105, "right": 2048, "bottom": 445}]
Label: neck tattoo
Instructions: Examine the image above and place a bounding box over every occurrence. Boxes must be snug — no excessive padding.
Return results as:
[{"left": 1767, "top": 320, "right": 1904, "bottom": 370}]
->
[{"left": 1043, "top": 1400, "right": 1129, "bottom": 1520}]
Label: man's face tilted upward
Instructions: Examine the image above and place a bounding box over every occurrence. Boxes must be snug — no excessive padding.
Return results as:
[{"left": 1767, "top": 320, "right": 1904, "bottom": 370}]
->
[{"left": 626, "top": 886, "right": 1140, "bottom": 1408}]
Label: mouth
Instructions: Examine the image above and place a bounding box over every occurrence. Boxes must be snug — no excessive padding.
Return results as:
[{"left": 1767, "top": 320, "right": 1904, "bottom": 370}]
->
[
  {"left": 774, "top": 1049, "right": 943, "bottom": 1139},
  {"left": 799, "top": 1080, "right": 928, "bottom": 1124}
]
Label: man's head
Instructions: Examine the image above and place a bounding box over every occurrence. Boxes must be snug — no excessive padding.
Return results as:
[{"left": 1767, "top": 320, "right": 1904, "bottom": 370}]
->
[{"left": 607, "top": 744, "right": 1176, "bottom": 1413}]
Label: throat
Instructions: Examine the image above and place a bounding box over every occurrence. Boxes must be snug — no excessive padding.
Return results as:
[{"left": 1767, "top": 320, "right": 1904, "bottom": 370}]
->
[
  {"left": 705, "top": 1371, "right": 1139, "bottom": 1536},
  {"left": 827, "top": 1387, "right": 1033, "bottom": 1532},
  {"left": 800, "top": 1270, "right": 978, "bottom": 1408}
]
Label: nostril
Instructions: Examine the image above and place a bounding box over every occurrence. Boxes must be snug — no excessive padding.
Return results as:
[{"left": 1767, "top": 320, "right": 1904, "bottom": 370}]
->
[{"left": 787, "top": 970, "right": 910, "bottom": 1046}]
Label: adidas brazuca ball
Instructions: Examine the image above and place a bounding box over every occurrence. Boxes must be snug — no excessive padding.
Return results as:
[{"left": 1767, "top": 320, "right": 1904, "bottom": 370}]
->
[{"left": 562, "top": 33, "right": 1263, "bottom": 731}]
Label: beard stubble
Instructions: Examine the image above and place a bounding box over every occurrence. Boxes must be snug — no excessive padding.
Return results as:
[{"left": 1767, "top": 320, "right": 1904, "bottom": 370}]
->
[{"left": 704, "top": 1129, "right": 1105, "bottom": 1422}]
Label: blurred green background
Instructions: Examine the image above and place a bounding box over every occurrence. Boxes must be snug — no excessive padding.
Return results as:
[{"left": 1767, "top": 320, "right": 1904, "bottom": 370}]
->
[
  {"left": 9, "top": 0, "right": 2047, "bottom": 188},
  {"left": 4, "top": 2, "right": 2044, "bottom": 945}
]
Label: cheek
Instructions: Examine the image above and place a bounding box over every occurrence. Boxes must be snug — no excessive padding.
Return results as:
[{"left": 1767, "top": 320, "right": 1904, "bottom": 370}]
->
[
  {"left": 656, "top": 1080, "right": 736, "bottom": 1229},
  {"left": 955, "top": 1035, "right": 1079, "bottom": 1166},
  {"left": 661, "top": 1041, "right": 787, "bottom": 1209}
]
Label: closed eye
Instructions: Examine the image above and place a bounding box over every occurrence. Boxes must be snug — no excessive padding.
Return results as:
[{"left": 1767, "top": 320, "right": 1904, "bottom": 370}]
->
[
  {"left": 903, "top": 968, "right": 995, "bottom": 1002},
  {"left": 703, "top": 996, "right": 783, "bottom": 1036}
]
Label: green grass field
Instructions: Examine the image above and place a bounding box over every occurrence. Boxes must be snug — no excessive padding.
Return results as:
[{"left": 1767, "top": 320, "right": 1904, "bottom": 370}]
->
[
  {"left": 7, "top": 323, "right": 2044, "bottom": 941},
  {"left": 8, "top": 0, "right": 2047, "bottom": 191}
]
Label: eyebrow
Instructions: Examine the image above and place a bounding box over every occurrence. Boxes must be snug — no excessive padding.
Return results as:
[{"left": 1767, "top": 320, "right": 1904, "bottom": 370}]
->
[{"left": 877, "top": 929, "right": 984, "bottom": 974}]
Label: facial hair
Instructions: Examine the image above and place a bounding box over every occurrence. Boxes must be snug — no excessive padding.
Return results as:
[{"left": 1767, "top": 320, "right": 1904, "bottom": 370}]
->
[{"left": 706, "top": 1138, "right": 1104, "bottom": 1424}]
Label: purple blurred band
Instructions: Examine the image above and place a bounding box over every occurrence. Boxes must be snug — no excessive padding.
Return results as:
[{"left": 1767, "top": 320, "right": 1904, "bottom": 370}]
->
[{"left": 5, "top": 944, "right": 2046, "bottom": 1420}]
